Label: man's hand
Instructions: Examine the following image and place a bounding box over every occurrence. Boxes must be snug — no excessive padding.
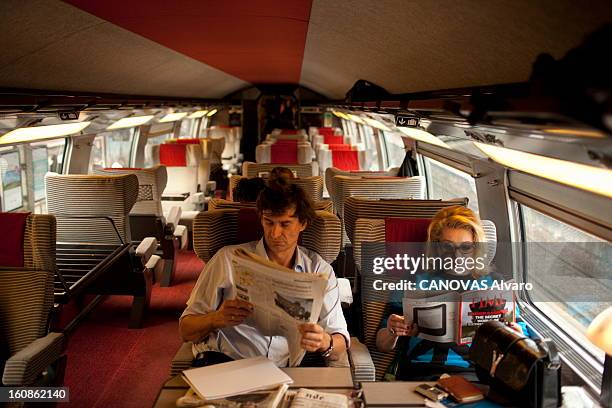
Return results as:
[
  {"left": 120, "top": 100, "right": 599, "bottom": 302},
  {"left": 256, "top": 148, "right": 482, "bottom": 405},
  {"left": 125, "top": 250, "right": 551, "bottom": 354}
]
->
[
  {"left": 298, "top": 323, "right": 331, "bottom": 352},
  {"left": 387, "top": 314, "right": 418, "bottom": 337},
  {"left": 212, "top": 299, "right": 253, "bottom": 329}
]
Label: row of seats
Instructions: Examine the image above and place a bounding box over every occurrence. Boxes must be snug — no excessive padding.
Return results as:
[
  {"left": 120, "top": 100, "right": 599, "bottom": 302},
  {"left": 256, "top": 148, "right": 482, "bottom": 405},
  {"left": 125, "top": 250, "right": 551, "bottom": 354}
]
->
[{"left": 168, "top": 194, "right": 494, "bottom": 381}]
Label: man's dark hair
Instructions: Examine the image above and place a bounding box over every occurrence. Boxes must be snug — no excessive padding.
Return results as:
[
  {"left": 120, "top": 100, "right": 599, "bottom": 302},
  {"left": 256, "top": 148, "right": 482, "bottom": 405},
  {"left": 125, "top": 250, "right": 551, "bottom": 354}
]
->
[
  {"left": 256, "top": 177, "right": 315, "bottom": 225},
  {"left": 233, "top": 177, "right": 266, "bottom": 202},
  {"left": 268, "top": 167, "right": 295, "bottom": 184}
]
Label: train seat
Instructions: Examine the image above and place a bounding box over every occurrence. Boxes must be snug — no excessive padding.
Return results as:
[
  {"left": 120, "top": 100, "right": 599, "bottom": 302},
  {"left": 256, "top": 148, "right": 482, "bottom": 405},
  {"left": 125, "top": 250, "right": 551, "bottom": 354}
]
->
[
  {"left": 325, "top": 167, "right": 400, "bottom": 199},
  {"left": 242, "top": 161, "right": 318, "bottom": 178},
  {"left": 229, "top": 175, "right": 325, "bottom": 202},
  {"left": 255, "top": 140, "right": 314, "bottom": 164},
  {"left": 169, "top": 208, "right": 374, "bottom": 380},
  {"left": 156, "top": 143, "right": 208, "bottom": 232},
  {"left": 353, "top": 217, "right": 497, "bottom": 379},
  {"left": 162, "top": 140, "right": 215, "bottom": 193},
  {"left": 329, "top": 175, "right": 426, "bottom": 243},
  {"left": 94, "top": 165, "right": 187, "bottom": 286},
  {"left": 208, "top": 198, "right": 333, "bottom": 213},
  {"left": 343, "top": 196, "right": 467, "bottom": 246},
  {"left": 317, "top": 146, "right": 366, "bottom": 175},
  {"left": 0, "top": 214, "right": 66, "bottom": 386},
  {"left": 45, "top": 173, "right": 160, "bottom": 328}
]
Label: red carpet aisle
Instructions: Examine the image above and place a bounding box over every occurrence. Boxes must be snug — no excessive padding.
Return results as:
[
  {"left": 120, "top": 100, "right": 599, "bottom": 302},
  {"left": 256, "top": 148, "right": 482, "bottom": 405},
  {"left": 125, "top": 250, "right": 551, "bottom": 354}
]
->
[{"left": 63, "top": 250, "right": 203, "bottom": 408}]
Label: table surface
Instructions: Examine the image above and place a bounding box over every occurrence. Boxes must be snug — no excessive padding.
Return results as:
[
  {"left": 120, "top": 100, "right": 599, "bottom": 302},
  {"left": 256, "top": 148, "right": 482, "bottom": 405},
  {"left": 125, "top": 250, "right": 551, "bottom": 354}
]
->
[{"left": 153, "top": 367, "right": 355, "bottom": 408}]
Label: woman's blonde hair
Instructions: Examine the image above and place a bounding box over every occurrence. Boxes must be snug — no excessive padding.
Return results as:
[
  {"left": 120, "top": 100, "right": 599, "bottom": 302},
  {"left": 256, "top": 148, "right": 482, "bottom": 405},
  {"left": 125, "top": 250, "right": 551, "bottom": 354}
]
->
[
  {"left": 426, "top": 205, "right": 488, "bottom": 277},
  {"left": 427, "top": 205, "right": 485, "bottom": 243}
]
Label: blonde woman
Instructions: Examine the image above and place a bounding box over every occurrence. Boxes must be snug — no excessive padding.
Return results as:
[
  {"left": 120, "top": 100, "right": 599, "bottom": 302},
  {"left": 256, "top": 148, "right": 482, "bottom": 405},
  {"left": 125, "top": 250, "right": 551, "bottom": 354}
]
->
[{"left": 376, "top": 206, "right": 523, "bottom": 381}]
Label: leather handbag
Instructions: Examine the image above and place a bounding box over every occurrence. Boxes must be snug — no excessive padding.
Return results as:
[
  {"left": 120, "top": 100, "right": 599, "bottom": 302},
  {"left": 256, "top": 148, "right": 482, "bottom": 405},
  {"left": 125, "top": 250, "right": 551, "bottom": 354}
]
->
[{"left": 469, "top": 321, "right": 561, "bottom": 408}]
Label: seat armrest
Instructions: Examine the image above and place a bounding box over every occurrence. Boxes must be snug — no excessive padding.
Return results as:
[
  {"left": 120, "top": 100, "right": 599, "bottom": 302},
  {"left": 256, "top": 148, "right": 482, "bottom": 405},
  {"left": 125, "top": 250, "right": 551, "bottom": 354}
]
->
[
  {"left": 347, "top": 337, "right": 375, "bottom": 382},
  {"left": 166, "top": 206, "right": 182, "bottom": 231},
  {"left": 186, "top": 192, "right": 205, "bottom": 204},
  {"left": 135, "top": 237, "right": 157, "bottom": 264},
  {"left": 3, "top": 332, "right": 65, "bottom": 386},
  {"left": 170, "top": 342, "right": 195, "bottom": 377}
]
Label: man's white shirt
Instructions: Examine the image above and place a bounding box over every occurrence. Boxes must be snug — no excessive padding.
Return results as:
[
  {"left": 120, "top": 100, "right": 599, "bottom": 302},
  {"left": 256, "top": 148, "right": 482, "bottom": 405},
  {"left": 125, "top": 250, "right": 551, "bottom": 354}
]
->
[{"left": 181, "top": 238, "right": 349, "bottom": 366}]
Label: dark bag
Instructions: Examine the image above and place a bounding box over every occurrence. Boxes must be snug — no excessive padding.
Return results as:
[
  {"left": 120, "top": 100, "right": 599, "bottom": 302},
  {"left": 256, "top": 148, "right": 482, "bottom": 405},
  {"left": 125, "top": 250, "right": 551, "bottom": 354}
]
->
[{"left": 469, "top": 321, "right": 561, "bottom": 408}]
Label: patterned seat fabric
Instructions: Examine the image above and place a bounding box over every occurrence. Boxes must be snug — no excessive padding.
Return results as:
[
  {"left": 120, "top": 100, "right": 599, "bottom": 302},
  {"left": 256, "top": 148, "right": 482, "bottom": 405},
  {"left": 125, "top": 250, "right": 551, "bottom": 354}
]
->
[
  {"left": 45, "top": 173, "right": 138, "bottom": 245},
  {"left": 1, "top": 213, "right": 64, "bottom": 386},
  {"left": 94, "top": 165, "right": 167, "bottom": 217},
  {"left": 344, "top": 196, "right": 467, "bottom": 245},
  {"left": 325, "top": 167, "right": 400, "bottom": 200},
  {"left": 229, "top": 175, "right": 324, "bottom": 202},
  {"left": 242, "top": 161, "right": 317, "bottom": 178},
  {"left": 208, "top": 198, "right": 333, "bottom": 213},
  {"left": 193, "top": 209, "right": 341, "bottom": 264}
]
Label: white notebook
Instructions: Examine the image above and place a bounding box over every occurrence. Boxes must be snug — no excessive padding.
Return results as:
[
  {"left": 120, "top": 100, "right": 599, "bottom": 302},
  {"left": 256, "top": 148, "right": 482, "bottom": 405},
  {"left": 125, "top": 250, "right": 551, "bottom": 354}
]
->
[{"left": 182, "top": 356, "right": 294, "bottom": 400}]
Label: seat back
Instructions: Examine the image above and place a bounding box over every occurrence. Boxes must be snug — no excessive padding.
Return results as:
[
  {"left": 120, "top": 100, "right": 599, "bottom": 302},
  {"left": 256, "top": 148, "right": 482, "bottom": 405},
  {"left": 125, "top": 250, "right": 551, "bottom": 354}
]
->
[
  {"left": 344, "top": 196, "right": 467, "bottom": 245},
  {"left": 242, "top": 161, "right": 317, "bottom": 178},
  {"left": 45, "top": 173, "right": 138, "bottom": 244},
  {"left": 325, "top": 167, "right": 400, "bottom": 199},
  {"left": 156, "top": 143, "right": 203, "bottom": 194},
  {"left": 332, "top": 175, "right": 426, "bottom": 221},
  {"left": 0, "top": 213, "right": 56, "bottom": 272},
  {"left": 193, "top": 209, "right": 341, "bottom": 263},
  {"left": 0, "top": 269, "right": 55, "bottom": 358},
  {"left": 256, "top": 140, "right": 313, "bottom": 164},
  {"left": 94, "top": 166, "right": 167, "bottom": 217},
  {"left": 208, "top": 198, "right": 333, "bottom": 213},
  {"left": 229, "top": 175, "right": 324, "bottom": 202}
]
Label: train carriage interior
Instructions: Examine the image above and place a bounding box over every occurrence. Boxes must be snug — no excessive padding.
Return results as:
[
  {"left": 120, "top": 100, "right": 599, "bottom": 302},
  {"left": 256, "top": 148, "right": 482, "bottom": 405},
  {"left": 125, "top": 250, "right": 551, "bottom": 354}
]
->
[{"left": 0, "top": 1, "right": 611, "bottom": 407}]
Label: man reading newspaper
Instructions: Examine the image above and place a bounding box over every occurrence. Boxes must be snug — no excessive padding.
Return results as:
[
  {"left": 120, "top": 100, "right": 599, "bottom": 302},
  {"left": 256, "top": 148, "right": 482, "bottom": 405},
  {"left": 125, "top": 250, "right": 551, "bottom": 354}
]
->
[{"left": 180, "top": 179, "right": 348, "bottom": 367}]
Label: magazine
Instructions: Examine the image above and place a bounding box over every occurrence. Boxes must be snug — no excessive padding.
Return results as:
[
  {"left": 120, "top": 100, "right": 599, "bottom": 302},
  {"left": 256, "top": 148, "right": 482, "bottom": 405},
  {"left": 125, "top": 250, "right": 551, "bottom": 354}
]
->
[
  {"left": 231, "top": 248, "right": 329, "bottom": 367},
  {"left": 403, "top": 289, "right": 514, "bottom": 344},
  {"left": 457, "top": 289, "right": 515, "bottom": 344}
]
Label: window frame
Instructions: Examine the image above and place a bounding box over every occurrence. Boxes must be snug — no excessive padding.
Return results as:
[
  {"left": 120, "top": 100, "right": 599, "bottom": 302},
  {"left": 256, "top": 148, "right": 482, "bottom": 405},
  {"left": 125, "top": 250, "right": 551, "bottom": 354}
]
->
[{"left": 507, "top": 169, "right": 610, "bottom": 395}]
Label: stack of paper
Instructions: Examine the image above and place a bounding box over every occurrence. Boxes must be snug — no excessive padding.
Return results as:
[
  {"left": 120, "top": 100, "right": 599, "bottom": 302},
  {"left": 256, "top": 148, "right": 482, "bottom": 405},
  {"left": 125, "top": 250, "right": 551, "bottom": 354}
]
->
[{"left": 182, "top": 356, "right": 293, "bottom": 400}]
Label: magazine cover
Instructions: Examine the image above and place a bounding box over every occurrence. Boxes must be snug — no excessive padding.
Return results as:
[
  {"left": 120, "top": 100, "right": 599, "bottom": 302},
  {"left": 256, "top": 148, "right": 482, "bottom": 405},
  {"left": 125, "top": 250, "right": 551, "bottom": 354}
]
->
[{"left": 457, "top": 289, "right": 515, "bottom": 345}]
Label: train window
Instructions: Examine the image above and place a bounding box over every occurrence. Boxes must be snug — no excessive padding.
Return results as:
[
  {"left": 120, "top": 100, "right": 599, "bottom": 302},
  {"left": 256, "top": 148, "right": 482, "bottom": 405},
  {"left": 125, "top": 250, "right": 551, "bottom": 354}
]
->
[
  {"left": 362, "top": 126, "right": 380, "bottom": 171},
  {"left": 178, "top": 119, "right": 195, "bottom": 138},
  {"left": 423, "top": 157, "right": 479, "bottom": 213},
  {"left": 30, "top": 138, "right": 66, "bottom": 213},
  {"left": 88, "top": 129, "right": 134, "bottom": 172},
  {"left": 381, "top": 131, "right": 405, "bottom": 168},
  {"left": 144, "top": 133, "right": 172, "bottom": 167},
  {"left": 0, "top": 147, "right": 25, "bottom": 212},
  {"left": 520, "top": 205, "right": 611, "bottom": 341}
]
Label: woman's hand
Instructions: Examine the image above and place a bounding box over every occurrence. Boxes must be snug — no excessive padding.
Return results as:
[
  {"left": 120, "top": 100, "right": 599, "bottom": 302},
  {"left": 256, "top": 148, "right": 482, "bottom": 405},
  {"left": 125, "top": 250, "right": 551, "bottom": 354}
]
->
[
  {"left": 507, "top": 322, "right": 524, "bottom": 336},
  {"left": 387, "top": 314, "right": 418, "bottom": 337}
]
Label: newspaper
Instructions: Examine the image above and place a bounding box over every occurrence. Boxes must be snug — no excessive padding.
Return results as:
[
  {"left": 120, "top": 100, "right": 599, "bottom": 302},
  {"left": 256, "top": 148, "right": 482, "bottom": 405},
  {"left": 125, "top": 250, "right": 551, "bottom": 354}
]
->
[
  {"left": 285, "top": 388, "right": 349, "bottom": 408},
  {"left": 177, "top": 384, "right": 289, "bottom": 408},
  {"left": 231, "top": 248, "right": 329, "bottom": 367}
]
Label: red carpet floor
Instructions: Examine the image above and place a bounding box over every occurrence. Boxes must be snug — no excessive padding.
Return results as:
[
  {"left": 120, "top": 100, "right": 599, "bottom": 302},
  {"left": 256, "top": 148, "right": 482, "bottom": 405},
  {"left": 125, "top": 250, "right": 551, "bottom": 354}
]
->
[{"left": 63, "top": 250, "right": 203, "bottom": 408}]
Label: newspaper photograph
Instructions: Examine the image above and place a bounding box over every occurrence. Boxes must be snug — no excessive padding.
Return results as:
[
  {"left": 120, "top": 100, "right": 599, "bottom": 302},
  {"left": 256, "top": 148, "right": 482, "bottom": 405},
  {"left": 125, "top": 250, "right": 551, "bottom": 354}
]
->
[
  {"left": 402, "top": 292, "right": 459, "bottom": 343},
  {"left": 231, "top": 248, "right": 329, "bottom": 366}
]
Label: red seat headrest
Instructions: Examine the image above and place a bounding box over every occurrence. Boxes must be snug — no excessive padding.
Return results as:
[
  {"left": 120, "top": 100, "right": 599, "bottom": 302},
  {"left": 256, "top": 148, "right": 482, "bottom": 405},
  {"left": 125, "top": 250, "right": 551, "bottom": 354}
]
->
[
  {"left": 160, "top": 144, "right": 187, "bottom": 166},
  {"left": 0, "top": 212, "right": 30, "bottom": 267}
]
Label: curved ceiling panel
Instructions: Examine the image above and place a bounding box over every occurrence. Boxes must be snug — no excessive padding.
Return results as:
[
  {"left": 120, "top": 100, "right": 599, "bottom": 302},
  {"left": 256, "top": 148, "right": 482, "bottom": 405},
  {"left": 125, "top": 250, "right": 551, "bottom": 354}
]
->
[
  {"left": 0, "top": 0, "right": 248, "bottom": 98},
  {"left": 62, "top": 0, "right": 313, "bottom": 84},
  {"left": 301, "top": 0, "right": 612, "bottom": 99}
]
